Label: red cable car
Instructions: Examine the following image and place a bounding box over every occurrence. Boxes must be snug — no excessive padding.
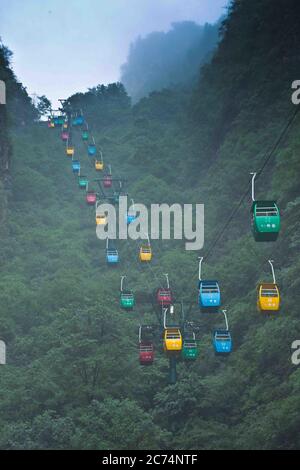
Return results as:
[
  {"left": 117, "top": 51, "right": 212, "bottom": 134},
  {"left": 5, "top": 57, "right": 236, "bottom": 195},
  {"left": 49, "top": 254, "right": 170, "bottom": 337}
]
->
[
  {"left": 61, "top": 131, "right": 69, "bottom": 141},
  {"left": 139, "top": 342, "right": 154, "bottom": 366},
  {"left": 103, "top": 175, "right": 112, "bottom": 188},
  {"left": 86, "top": 191, "right": 97, "bottom": 205},
  {"left": 156, "top": 274, "right": 172, "bottom": 307},
  {"left": 156, "top": 288, "right": 172, "bottom": 307}
]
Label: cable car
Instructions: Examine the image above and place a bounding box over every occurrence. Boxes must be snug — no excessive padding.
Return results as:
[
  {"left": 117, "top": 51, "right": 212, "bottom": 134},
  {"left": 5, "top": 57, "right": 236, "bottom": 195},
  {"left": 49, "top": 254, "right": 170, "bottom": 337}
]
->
[
  {"left": 120, "top": 291, "right": 135, "bottom": 309},
  {"left": 139, "top": 342, "right": 154, "bottom": 365},
  {"left": 73, "top": 115, "right": 84, "bottom": 126},
  {"left": 96, "top": 214, "right": 107, "bottom": 225},
  {"left": 63, "top": 122, "right": 68, "bottom": 129},
  {"left": 103, "top": 175, "right": 112, "bottom": 188},
  {"left": 156, "top": 274, "right": 172, "bottom": 307},
  {"left": 66, "top": 146, "right": 75, "bottom": 157},
  {"left": 156, "top": 289, "right": 172, "bottom": 307},
  {"left": 139, "top": 235, "right": 152, "bottom": 262},
  {"left": 88, "top": 144, "right": 97, "bottom": 156},
  {"left": 82, "top": 130, "right": 89, "bottom": 141},
  {"left": 182, "top": 334, "right": 198, "bottom": 361},
  {"left": 95, "top": 160, "right": 104, "bottom": 171},
  {"left": 213, "top": 329, "right": 232, "bottom": 355},
  {"left": 95, "top": 151, "right": 104, "bottom": 170},
  {"left": 120, "top": 277, "right": 135, "bottom": 309},
  {"left": 106, "top": 238, "right": 119, "bottom": 264},
  {"left": 139, "top": 326, "right": 154, "bottom": 365},
  {"left": 257, "top": 260, "right": 280, "bottom": 312},
  {"left": 86, "top": 191, "right": 97, "bottom": 205},
  {"left": 126, "top": 199, "right": 137, "bottom": 224},
  {"left": 76, "top": 115, "right": 84, "bottom": 126},
  {"left": 53, "top": 117, "right": 60, "bottom": 127},
  {"left": 127, "top": 213, "right": 136, "bottom": 224},
  {"left": 164, "top": 328, "right": 182, "bottom": 352},
  {"left": 257, "top": 283, "right": 280, "bottom": 311},
  {"left": 197, "top": 258, "right": 221, "bottom": 311},
  {"left": 48, "top": 119, "right": 55, "bottom": 128},
  {"left": 103, "top": 165, "right": 113, "bottom": 188},
  {"left": 250, "top": 173, "right": 280, "bottom": 241},
  {"left": 139, "top": 245, "right": 152, "bottom": 262},
  {"left": 57, "top": 116, "right": 65, "bottom": 125},
  {"left": 198, "top": 281, "right": 221, "bottom": 311},
  {"left": 106, "top": 247, "right": 119, "bottom": 264},
  {"left": 78, "top": 175, "right": 88, "bottom": 190},
  {"left": 61, "top": 131, "right": 69, "bottom": 141},
  {"left": 251, "top": 201, "right": 281, "bottom": 241},
  {"left": 72, "top": 160, "right": 80, "bottom": 174}
]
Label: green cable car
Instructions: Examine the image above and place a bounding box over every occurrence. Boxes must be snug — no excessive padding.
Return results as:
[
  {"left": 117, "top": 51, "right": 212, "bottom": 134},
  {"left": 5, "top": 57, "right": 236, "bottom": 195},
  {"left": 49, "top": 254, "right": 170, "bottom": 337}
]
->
[
  {"left": 120, "top": 276, "right": 135, "bottom": 310},
  {"left": 120, "top": 292, "right": 135, "bottom": 309},
  {"left": 182, "top": 334, "right": 198, "bottom": 361},
  {"left": 251, "top": 200, "right": 280, "bottom": 241},
  {"left": 78, "top": 175, "right": 89, "bottom": 190},
  {"left": 57, "top": 115, "right": 65, "bottom": 125},
  {"left": 250, "top": 173, "right": 281, "bottom": 242},
  {"left": 82, "top": 130, "right": 89, "bottom": 141}
]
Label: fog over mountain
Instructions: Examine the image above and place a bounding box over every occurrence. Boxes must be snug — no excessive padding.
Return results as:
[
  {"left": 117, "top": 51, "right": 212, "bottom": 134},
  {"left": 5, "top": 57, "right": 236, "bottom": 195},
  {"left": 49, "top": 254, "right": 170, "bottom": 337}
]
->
[{"left": 121, "top": 20, "right": 220, "bottom": 102}]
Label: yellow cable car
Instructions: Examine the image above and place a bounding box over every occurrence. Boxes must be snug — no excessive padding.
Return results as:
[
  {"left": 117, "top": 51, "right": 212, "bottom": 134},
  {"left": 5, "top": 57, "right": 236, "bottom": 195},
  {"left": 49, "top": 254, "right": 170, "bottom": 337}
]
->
[
  {"left": 96, "top": 214, "right": 107, "bottom": 226},
  {"left": 257, "top": 283, "right": 280, "bottom": 311},
  {"left": 66, "top": 146, "right": 75, "bottom": 157},
  {"left": 139, "top": 235, "right": 152, "bottom": 262},
  {"left": 164, "top": 328, "right": 182, "bottom": 352},
  {"left": 63, "top": 123, "right": 68, "bottom": 129},
  {"left": 257, "top": 260, "right": 280, "bottom": 312},
  {"left": 95, "top": 160, "right": 104, "bottom": 171},
  {"left": 139, "top": 246, "right": 152, "bottom": 262}
]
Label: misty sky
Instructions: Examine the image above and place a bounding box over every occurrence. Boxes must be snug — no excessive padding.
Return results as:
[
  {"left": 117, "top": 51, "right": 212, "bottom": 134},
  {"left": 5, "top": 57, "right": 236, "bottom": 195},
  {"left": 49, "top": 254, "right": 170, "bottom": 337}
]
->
[{"left": 0, "top": 0, "right": 227, "bottom": 107}]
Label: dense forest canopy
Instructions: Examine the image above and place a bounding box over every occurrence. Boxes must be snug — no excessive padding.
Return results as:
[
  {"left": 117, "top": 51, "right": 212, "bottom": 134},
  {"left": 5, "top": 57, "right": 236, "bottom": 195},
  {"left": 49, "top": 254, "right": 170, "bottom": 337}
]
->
[
  {"left": 121, "top": 20, "right": 220, "bottom": 102},
  {"left": 0, "top": 0, "right": 300, "bottom": 450}
]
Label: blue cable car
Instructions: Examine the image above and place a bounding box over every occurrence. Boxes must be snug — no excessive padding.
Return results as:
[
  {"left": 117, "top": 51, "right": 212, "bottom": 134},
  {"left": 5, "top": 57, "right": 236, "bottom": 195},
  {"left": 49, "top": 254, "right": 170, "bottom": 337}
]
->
[
  {"left": 72, "top": 160, "right": 81, "bottom": 174},
  {"left": 213, "top": 329, "right": 232, "bottom": 355},
  {"left": 198, "top": 280, "right": 221, "bottom": 311},
  {"left": 72, "top": 113, "right": 84, "bottom": 126},
  {"left": 106, "top": 248, "right": 119, "bottom": 265},
  {"left": 197, "top": 258, "right": 221, "bottom": 312},
  {"left": 88, "top": 144, "right": 97, "bottom": 157},
  {"left": 126, "top": 199, "right": 137, "bottom": 224},
  {"left": 127, "top": 213, "right": 136, "bottom": 224},
  {"left": 76, "top": 115, "right": 84, "bottom": 126},
  {"left": 106, "top": 239, "right": 119, "bottom": 265}
]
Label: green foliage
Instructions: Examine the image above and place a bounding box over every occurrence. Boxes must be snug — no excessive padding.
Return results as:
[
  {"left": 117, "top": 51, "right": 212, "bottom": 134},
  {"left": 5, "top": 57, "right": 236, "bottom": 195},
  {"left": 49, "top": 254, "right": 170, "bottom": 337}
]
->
[
  {"left": 1, "top": 0, "right": 300, "bottom": 450},
  {"left": 0, "top": 42, "right": 38, "bottom": 126},
  {"left": 36, "top": 95, "right": 52, "bottom": 118}
]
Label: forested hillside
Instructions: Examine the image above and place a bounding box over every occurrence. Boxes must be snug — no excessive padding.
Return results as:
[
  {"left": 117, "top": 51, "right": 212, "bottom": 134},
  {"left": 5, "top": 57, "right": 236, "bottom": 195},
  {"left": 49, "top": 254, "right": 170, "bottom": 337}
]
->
[
  {"left": 1, "top": 0, "right": 300, "bottom": 450},
  {"left": 0, "top": 43, "right": 37, "bottom": 241},
  {"left": 121, "top": 21, "right": 219, "bottom": 102}
]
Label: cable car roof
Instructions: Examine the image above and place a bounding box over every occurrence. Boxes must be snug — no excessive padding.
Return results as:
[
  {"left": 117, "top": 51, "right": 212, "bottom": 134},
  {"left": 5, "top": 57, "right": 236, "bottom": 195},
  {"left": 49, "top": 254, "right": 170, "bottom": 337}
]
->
[{"left": 214, "top": 329, "right": 231, "bottom": 340}]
